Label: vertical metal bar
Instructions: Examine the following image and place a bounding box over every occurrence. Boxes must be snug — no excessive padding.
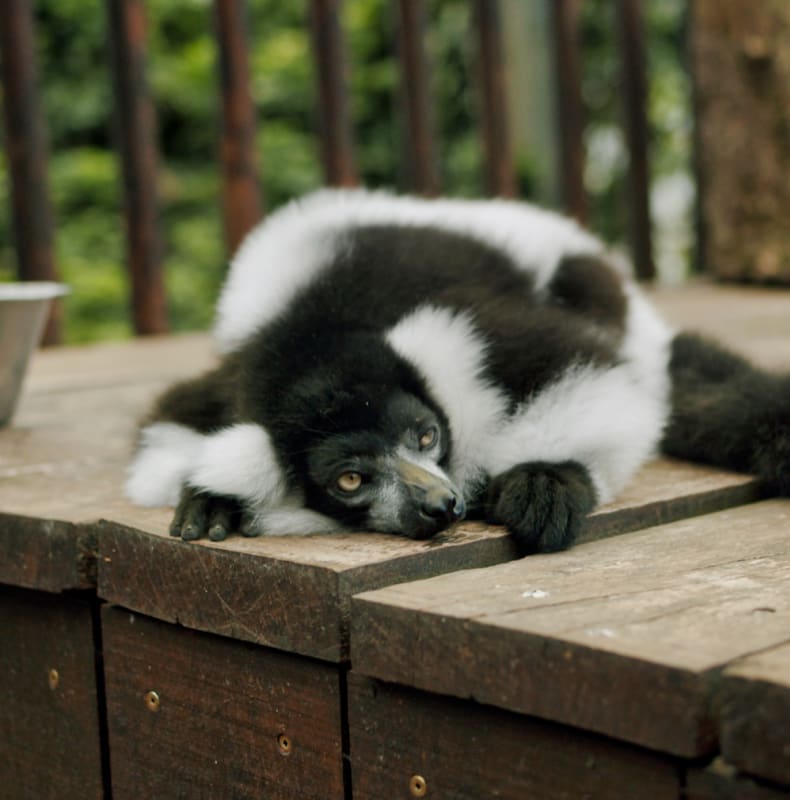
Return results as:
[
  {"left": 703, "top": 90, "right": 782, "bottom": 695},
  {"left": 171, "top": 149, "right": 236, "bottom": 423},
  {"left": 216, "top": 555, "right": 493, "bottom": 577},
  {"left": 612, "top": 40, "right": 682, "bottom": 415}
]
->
[
  {"left": 0, "top": 0, "right": 62, "bottom": 344},
  {"left": 473, "top": 0, "right": 516, "bottom": 198},
  {"left": 106, "top": 0, "right": 169, "bottom": 335},
  {"left": 213, "top": 0, "right": 264, "bottom": 256},
  {"left": 396, "top": 0, "right": 440, "bottom": 196},
  {"left": 308, "top": 0, "right": 358, "bottom": 187},
  {"left": 617, "top": 0, "right": 655, "bottom": 279},
  {"left": 550, "top": 0, "right": 588, "bottom": 223}
]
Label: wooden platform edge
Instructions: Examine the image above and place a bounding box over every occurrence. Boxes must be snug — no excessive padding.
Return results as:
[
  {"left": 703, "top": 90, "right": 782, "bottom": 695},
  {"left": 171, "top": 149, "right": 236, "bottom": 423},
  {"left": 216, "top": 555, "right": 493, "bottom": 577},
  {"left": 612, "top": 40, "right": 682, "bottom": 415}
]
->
[
  {"left": 0, "top": 512, "right": 97, "bottom": 592},
  {"left": 349, "top": 595, "right": 717, "bottom": 758}
]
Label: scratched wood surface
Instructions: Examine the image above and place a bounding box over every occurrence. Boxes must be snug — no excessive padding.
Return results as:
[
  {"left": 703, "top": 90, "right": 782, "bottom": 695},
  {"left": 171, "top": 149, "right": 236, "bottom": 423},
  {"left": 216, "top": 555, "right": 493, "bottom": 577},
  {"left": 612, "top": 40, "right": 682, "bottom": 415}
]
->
[
  {"left": 348, "top": 673, "right": 680, "bottom": 800},
  {"left": 718, "top": 642, "right": 790, "bottom": 787},
  {"left": 351, "top": 500, "right": 790, "bottom": 757},
  {"left": 102, "top": 605, "right": 344, "bottom": 800},
  {"left": 687, "top": 759, "right": 790, "bottom": 800},
  {"left": 0, "top": 586, "right": 105, "bottom": 799}
]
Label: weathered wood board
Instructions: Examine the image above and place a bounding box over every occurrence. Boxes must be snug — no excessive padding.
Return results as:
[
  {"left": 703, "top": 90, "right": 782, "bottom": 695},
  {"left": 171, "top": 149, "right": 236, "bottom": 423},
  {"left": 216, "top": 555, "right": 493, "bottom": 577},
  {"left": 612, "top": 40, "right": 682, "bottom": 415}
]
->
[
  {"left": 96, "top": 453, "right": 762, "bottom": 664},
  {"left": 687, "top": 759, "right": 790, "bottom": 799},
  {"left": 351, "top": 500, "right": 790, "bottom": 757},
  {"left": 0, "top": 586, "right": 105, "bottom": 799},
  {"left": 718, "top": 642, "right": 790, "bottom": 787},
  {"left": 348, "top": 674, "right": 680, "bottom": 800},
  {"left": 102, "top": 605, "right": 344, "bottom": 800}
]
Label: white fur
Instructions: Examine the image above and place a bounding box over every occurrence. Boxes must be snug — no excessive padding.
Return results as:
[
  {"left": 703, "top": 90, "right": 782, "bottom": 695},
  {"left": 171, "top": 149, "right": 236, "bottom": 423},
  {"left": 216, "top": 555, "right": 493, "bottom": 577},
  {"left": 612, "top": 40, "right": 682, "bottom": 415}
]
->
[
  {"left": 251, "top": 492, "right": 343, "bottom": 536},
  {"left": 214, "top": 188, "right": 603, "bottom": 352},
  {"left": 125, "top": 422, "right": 288, "bottom": 512},
  {"left": 386, "top": 306, "right": 509, "bottom": 495},
  {"left": 126, "top": 423, "right": 206, "bottom": 507},
  {"left": 482, "top": 362, "right": 668, "bottom": 503},
  {"left": 187, "top": 423, "right": 287, "bottom": 510}
]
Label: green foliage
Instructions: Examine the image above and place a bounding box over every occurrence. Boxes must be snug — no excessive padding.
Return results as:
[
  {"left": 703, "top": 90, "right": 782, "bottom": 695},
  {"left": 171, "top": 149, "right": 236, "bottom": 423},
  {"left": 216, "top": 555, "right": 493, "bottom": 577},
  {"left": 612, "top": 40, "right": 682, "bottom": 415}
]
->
[{"left": 0, "top": 0, "right": 689, "bottom": 342}]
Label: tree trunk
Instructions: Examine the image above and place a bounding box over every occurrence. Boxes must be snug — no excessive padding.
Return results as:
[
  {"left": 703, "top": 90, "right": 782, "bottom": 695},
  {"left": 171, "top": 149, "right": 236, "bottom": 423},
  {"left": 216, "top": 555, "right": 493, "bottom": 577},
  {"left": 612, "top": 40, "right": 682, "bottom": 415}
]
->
[{"left": 692, "top": 0, "right": 790, "bottom": 283}]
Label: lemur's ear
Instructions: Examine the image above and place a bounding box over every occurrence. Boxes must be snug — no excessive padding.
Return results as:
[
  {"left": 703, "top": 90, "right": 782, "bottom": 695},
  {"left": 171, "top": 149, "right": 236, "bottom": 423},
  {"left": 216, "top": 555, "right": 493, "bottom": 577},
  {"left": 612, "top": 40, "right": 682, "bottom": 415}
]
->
[{"left": 126, "top": 422, "right": 286, "bottom": 510}]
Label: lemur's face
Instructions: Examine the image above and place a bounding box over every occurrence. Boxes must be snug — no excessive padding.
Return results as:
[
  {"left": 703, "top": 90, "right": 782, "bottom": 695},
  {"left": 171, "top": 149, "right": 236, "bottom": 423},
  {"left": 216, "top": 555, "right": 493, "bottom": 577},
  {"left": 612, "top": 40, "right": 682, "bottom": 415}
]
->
[{"left": 304, "top": 392, "right": 465, "bottom": 539}]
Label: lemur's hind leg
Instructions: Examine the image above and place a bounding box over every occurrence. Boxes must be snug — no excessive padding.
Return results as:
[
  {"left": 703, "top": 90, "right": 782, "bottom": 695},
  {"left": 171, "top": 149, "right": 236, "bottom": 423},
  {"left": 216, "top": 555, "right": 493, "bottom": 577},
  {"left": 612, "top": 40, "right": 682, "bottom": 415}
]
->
[{"left": 662, "top": 333, "right": 790, "bottom": 494}]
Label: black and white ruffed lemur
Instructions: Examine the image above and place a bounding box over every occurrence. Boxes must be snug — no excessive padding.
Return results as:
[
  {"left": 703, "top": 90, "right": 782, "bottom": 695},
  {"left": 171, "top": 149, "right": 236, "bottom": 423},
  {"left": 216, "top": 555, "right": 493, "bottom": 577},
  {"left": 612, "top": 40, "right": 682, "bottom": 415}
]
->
[{"left": 126, "top": 189, "right": 790, "bottom": 554}]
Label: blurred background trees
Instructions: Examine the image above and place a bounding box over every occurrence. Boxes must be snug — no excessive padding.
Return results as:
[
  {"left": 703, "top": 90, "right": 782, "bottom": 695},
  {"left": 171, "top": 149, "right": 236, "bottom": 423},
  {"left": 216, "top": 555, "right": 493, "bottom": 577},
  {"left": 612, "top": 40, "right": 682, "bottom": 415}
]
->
[{"left": 0, "top": 0, "right": 691, "bottom": 342}]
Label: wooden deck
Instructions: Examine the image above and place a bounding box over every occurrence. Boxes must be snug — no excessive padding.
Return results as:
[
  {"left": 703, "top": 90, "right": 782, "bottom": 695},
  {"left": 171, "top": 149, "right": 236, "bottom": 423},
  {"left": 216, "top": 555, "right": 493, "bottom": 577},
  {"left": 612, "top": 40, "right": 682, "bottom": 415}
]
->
[{"left": 1, "top": 282, "right": 789, "bottom": 799}]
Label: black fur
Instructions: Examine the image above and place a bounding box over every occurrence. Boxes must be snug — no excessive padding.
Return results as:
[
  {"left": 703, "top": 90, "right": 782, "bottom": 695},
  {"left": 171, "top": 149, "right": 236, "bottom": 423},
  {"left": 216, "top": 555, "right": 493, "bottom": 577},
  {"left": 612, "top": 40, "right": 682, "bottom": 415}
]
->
[
  {"left": 140, "top": 218, "right": 790, "bottom": 552},
  {"left": 663, "top": 333, "right": 790, "bottom": 495}
]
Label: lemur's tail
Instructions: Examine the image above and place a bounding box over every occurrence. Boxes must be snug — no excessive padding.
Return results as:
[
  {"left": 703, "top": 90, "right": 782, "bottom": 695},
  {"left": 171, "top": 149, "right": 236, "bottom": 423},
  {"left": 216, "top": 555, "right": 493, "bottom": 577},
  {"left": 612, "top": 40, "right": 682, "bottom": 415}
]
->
[{"left": 661, "top": 332, "right": 790, "bottom": 494}]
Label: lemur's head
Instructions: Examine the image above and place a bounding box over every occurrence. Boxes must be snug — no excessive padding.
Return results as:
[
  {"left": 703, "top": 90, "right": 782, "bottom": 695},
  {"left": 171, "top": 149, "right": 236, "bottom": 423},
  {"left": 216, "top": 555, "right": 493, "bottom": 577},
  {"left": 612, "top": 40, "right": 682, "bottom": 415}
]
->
[{"left": 282, "top": 387, "right": 465, "bottom": 540}]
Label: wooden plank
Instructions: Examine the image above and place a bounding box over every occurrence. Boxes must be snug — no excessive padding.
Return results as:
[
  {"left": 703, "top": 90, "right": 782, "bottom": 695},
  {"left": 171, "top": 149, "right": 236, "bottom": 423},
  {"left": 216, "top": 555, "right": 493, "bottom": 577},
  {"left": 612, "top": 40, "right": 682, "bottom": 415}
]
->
[
  {"left": 0, "top": 515, "right": 96, "bottom": 592},
  {"left": 348, "top": 674, "right": 679, "bottom": 800},
  {"left": 213, "top": 0, "right": 264, "bottom": 255},
  {"left": 98, "top": 519, "right": 515, "bottom": 663},
  {"left": 718, "top": 642, "right": 790, "bottom": 787},
  {"left": 0, "top": 0, "right": 61, "bottom": 344},
  {"left": 102, "top": 605, "right": 344, "bottom": 799},
  {"left": 0, "top": 586, "right": 105, "bottom": 799},
  {"left": 687, "top": 759, "right": 790, "bottom": 799},
  {"left": 0, "top": 326, "right": 768, "bottom": 657},
  {"left": 396, "top": 0, "right": 440, "bottom": 195},
  {"left": 549, "top": 0, "right": 587, "bottom": 222},
  {"left": 473, "top": 0, "right": 516, "bottom": 197},
  {"left": 105, "top": 0, "right": 169, "bottom": 335},
  {"left": 650, "top": 282, "right": 790, "bottom": 370},
  {"left": 308, "top": 0, "right": 358, "bottom": 186},
  {"left": 351, "top": 500, "right": 790, "bottom": 756},
  {"left": 616, "top": 0, "right": 654, "bottom": 279}
]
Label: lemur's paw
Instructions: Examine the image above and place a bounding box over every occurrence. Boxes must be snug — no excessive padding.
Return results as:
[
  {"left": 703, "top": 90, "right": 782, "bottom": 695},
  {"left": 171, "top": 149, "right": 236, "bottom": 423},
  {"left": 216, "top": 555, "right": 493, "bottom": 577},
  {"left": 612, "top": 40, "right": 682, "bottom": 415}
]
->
[
  {"left": 169, "top": 487, "right": 252, "bottom": 542},
  {"left": 486, "top": 461, "right": 597, "bottom": 555}
]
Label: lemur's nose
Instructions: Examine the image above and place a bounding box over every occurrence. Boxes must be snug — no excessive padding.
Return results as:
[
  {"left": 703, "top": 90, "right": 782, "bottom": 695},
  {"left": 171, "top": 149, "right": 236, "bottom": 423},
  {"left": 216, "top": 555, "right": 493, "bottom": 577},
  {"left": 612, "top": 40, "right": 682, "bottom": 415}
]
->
[{"left": 422, "top": 490, "right": 465, "bottom": 523}]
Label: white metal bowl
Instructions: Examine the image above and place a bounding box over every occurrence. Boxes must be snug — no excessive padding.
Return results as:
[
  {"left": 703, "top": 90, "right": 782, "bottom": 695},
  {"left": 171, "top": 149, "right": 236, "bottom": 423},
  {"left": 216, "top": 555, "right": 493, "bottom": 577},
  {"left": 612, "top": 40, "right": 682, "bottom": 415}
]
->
[{"left": 0, "top": 282, "right": 69, "bottom": 426}]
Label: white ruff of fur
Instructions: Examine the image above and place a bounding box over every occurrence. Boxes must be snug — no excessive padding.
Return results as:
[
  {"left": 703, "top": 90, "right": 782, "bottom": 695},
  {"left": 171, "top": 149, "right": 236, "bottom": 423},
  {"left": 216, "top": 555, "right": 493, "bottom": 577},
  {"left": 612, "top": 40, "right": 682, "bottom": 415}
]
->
[
  {"left": 125, "top": 422, "right": 206, "bottom": 507},
  {"left": 386, "top": 306, "right": 508, "bottom": 496},
  {"left": 126, "top": 422, "right": 342, "bottom": 535},
  {"left": 214, "top": 188, "right": 604, "bottom": 352},
  {"left": 187, "top": 423, "right": 287, "bottom": 510}
]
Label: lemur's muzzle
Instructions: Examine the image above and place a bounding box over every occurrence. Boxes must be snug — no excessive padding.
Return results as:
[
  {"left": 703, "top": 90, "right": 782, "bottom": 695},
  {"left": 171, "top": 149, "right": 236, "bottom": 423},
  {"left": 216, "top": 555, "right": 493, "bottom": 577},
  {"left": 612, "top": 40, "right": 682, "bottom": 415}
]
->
[{"left": 397, "top": 458, "right": 466, "bottom": 538}]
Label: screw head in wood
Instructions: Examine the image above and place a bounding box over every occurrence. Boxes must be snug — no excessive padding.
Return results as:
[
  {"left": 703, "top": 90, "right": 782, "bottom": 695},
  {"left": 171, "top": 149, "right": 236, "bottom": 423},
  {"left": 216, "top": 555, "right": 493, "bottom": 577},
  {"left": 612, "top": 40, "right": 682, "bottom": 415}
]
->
[
  {"left": 47, "top": 668, "right": 59, "bottom": 690},
  {"left": 277, "top": 732, "right": 292, "bottom": 755},
  {"left": 409, "top": 774, "right": 427, "bottom": 797},
  {"left": 144, "top": 690, "right": 160, "bottom": 712}
]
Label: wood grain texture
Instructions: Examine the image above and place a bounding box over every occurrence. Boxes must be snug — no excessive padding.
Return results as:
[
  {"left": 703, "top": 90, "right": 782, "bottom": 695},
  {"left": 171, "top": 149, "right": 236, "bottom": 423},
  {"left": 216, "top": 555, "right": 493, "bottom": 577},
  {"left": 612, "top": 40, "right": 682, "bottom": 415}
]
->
[
  {"left": 687, "top": 759, "right": 790, "bottom": 799},
  {"left": 0, "top": 514, "right": 96, "bottom": 591},
  {"left": 102, "top": 605, "right": 344, "bottom": 800},
  {"left": 0, "top": 586, "right": 105, "bottom": 799},
  {"left": 348, "top": 674, "right": 679, "bottom": 800},
  {"left": 352, "top": 500, "right": 790, "bottom": 757},
  {"left": 98, "top": 519, "right": 515, "bottom": 662},
  {"left": 718, "top": 642, "right": 790, "bottom": 786}
]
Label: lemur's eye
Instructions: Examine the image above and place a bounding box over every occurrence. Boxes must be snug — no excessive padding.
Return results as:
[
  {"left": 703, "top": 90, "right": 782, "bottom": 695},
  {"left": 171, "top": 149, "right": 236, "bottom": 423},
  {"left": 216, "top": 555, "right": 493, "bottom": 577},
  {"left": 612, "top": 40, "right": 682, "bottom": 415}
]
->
[
  {"left": 419, "top": 427, "right": 437, "bottom": 450},
  {"left": 337, "top": 471, "right": 363, "bottom": 492}
]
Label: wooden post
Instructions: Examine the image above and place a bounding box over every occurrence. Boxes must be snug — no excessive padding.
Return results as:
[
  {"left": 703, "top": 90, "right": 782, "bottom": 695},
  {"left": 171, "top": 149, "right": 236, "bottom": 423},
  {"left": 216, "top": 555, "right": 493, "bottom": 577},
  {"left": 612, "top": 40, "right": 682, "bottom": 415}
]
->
[
  {"left": 213, "top": 0, "right": 264, "bottom": 257},
  {"left": 0, "top": 0, "right": 62, "bottom": 344},
  {"left": 473, "top": 0, "right": 517, "bottom": 198},
  {"left": 692, "top": 0, "right": 790, "bottom": 283},
  {"left": 616, "top": 0, "right": 654, "bottom": 280},
  {"left": 395, "top": 0, "right": 440, "bottom": 196},
  {"left": 308, "top": 0, "right": 358, "bottom": 187},
  {"left": 106, "top": 0, "right": 169, "bottom": 335},
  {"left": 549, "top": 0, "right": 587, "bottom": 223}
]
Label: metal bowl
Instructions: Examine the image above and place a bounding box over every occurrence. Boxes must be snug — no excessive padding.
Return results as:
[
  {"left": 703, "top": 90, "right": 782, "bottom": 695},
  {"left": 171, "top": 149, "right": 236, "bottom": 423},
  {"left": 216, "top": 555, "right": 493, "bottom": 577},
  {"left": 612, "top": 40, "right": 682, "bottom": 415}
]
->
[{"left": 0, "top": 282, "right": 69, "bottom": 426}]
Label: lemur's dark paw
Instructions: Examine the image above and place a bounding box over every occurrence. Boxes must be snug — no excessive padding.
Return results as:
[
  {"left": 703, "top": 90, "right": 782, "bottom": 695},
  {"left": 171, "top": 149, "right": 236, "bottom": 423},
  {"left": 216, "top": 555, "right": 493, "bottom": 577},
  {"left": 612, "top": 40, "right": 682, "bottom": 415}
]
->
[
  {"left": 486, "top": 461, "right": 597, "bottom": 555},
  {"left": 169, "top": 487, "right": 249, "bottom": 542}
]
